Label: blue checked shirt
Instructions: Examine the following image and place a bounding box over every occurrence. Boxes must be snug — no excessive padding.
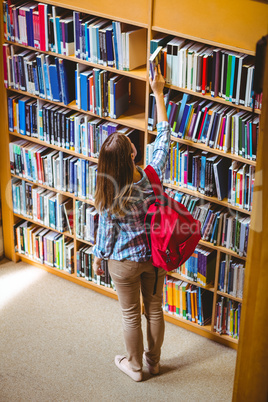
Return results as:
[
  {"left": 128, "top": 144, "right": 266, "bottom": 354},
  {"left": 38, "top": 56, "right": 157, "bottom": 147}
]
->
[{"left": 93, "top": 121, "right": 171, "bottom": 261}]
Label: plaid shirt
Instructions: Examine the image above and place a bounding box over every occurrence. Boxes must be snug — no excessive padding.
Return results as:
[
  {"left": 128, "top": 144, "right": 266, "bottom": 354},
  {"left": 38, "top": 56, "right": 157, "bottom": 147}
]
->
[{"left": 93, "top": 121, "right": 171, "bottom": 261}]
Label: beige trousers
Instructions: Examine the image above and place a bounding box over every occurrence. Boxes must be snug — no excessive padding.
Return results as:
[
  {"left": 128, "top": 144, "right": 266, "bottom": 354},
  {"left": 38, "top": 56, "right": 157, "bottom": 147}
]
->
[{"left": 108, "top": 259, "right": 166, "bottom": 372}]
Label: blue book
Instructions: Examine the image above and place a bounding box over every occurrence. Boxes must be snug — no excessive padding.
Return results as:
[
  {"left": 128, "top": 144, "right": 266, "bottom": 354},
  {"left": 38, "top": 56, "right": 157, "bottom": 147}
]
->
[
  {"left": 177, "top": 105, "right": 190, "bottom": 138},
  {"left": 112, "top": 21, "right": 119, "bottom": 69},
  {"left": 74, "top": 161, "right": 78, "bottom": 196},
  {"left": 200, "top": 152, "right": 208, "bottom": 193},
  {"left": 49, "top": 197, "right": 56, "bottom": 229},
  {"left": 43, "top": 61, "right": 51, "bottom": 100},
  {"left": 93, "top": 69, "right": 100, "bottom": 115},
  {"left": 54, "top": 58, "right": 62, "bottom": 101},
  {"left": 8, "top": 97, "right": 14, "bottom": 131},
  {"left": 55, "top": 16, "right": 62, "bottom": 54},
  {"left": 35, "top": 55, "right": 45, "bottom": 98},
  {"left": 202, "top": 210, "right": 212, "bottom": 237},
  {"left": 229, "top": 55, "right": 236, "bottom": 100},
  {"left": 49, "top": 63, "right": 61, "bottom": 102},
  {"left": 19, "top": 97, "right": 30, "bottom": 135},
  {"left": 174, "top": 93, "right": 191, "bottom": 136},
  {"left": 82, "top": 159, "right": 86, "bottom": 198},
  {"left": 106, "top": 25, "right": 114, "bottom": 67},
  {"left": 80, "top": 70, "right": 92, "bottom": 111},
  {"left": 73, "top": 12, "right": 80, "bottom": 58}
]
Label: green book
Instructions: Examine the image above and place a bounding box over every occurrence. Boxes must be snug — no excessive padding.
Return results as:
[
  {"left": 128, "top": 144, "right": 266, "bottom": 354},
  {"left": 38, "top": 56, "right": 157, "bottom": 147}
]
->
[{"left": 225, "top": 54, "right": 233, "bottom": 101}]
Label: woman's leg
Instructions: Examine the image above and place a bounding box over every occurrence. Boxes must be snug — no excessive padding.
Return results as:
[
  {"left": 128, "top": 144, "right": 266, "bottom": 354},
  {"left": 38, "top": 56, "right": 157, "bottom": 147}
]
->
[
  {"left": 140, "top": 263, "right": 166, "bottom": 366},
  {"left": 108, "top": 259, "right": 143, "bottom": 372}
]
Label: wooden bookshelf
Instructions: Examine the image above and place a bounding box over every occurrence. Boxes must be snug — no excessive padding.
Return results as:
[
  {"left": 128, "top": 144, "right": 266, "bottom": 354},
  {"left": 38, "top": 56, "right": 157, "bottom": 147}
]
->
[{"left": 0, "top": 0, "right": 267, "bottom": 353}]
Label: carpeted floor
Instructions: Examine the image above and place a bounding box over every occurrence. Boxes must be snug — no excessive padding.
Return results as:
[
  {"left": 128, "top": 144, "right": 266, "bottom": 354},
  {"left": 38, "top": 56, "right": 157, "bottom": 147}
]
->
[{"left": 0, "top": 258, "right": 237, "bottom": 401}]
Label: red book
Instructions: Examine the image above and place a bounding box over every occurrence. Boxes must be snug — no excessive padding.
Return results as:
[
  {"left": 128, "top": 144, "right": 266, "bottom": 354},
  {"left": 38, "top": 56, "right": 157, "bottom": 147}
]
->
[
  {"left": 202, "top": 56, "right": 208, "bottom": 95},
  {"left": 197, "top": 106, "right": 208, "bottom": 141},
  {"left": 33, "top": 10, "right": 40, "bottom": 49},
  {"left": 38, "top": 3, "right": 47, "bottom": 51}
]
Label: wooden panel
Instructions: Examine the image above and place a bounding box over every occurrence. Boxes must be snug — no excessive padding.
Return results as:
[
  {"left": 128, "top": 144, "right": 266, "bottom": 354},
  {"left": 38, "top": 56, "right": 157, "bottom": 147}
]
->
[
  {"left": 36, "top": 0, "right": 150, "bottom": 27},
  {"left": 232, "top": 37, "right": 268, "bottom": 402},
  {"left": 153, "top": 0, "right": 268, "bottom": 52},
  {"left": 0, "top": 8, "right": 17, "bottom": 261}
]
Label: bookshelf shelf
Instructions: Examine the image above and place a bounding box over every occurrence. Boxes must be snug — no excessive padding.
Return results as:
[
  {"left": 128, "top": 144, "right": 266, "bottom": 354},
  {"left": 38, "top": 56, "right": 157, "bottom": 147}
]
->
[
  {"left": 164, "top": 84, "right": 261, "bottom": 114},
  {"left": 217, "top": 291, "right": 243, "bottom": 304},
  {"left": 149, "top": 131, "right": 257, "bottom": 167},
  {"left": 167, "top": 271, "right": 215, "bottom": 293},
  {"left": 9, "top": 132, "right": 99, "bottom": 164},
  {"left": 7, "top": 88, "right": 146, "bottom": 132},
  {"left": 151, "top": 26, "right": 257, "bottom": 57},
  {"left": 11, "top": 174, "right": 95, "bottom": 206},
  {"left": 164, "top": 183, "right": 252, "bottom": 216},
  {"left": 17, "top": 253, "right": 118, "bottom": 300},
  {"left": 76, "top": 238, "right": 94, "bottom": 247},
  {"left": 5, "top": 40, "right": 148, "bottom": 81},
  {"left": 1, "top": 0, "right": 266, "bottom": 351},
  {"left": 13, "top": 213, "right": 74, "bottom": 238}
]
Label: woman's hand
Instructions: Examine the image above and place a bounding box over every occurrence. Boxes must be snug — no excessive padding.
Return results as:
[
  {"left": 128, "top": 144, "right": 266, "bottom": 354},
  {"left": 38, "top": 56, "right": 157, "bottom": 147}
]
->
[
  {"left": 149, "top": 64, "right": 168, "bottom": 123},
  {"left": 149, "top": 64, "right": 165, "bottom": 97},
  {"left": 93, "top": 257, "right": 105, "bottom": 276}
]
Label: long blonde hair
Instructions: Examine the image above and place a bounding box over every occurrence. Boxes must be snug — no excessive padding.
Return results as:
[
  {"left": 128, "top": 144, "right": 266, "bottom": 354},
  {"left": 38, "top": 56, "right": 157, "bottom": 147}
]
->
[{"left": 94, "top": 133, "right": 134, "bottom": 216}]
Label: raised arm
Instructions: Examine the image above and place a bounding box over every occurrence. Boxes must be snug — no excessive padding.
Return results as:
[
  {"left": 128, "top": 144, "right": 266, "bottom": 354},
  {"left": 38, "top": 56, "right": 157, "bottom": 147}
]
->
[
  {"left": 149, "top": 65, "right": 171, "bottom": 182},
  {"left": 149, "top": 64, "right": 168, "bottom": 123}
]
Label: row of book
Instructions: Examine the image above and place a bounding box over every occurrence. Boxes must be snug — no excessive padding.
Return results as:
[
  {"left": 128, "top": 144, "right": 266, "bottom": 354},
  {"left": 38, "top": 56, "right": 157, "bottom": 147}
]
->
[
  {"left": 97, "top": 69, "right": 128, "bottom": 120},
  {"left": 166, "top": 189, "right": 250, "bottom": 257},
  {"left": 148, "top": 91, "right": 259, "bottom": 161},
  {"left": 73, "top": 14, "right": 146, "bottom": 70},
  {"left": 75, "top": 65, "right": 129, "bottom": 118},
  {"left": 163, "top": 277, "right": 213, "bottom": 326},
  {"left": 77, "top": 248, "right": 114, "bottom": 288},
  {"left": 147, "top": 142, "right": 255, "bottom": 212},
  {"left": 218, "top": 255, "right": 245, "bottom": 299},
  {"left": 75, "top": 201, "right": 98, "bottom": 244},
  {"left": 3, "top": 45, "right": 75, "bottom": 105},
  {"left": 149, "top": 34, "right": 261, "bottom": 109},
  {"left": 171, "top": 246, "right": 216, "bottom": 286},
  {"left": 9, "top": 141, "right": 98, "bottom": 200},
  {"left": 14, "top": 220, "right": 74, "bottom": 273},
  {"left": 3, "top": 45, "right": 131, "bottom": 119},
  {"left": 7, "top": 95, "right": 139, "bottom": 158},
  {"left": 12, "top": 178, "right": 73, "bottom": 234},
  {"left": 3, "top": 2, "right": 147, "bottom": 71},
  {"left": 214, "top": 297, "right": 241, "bottom": 339}
]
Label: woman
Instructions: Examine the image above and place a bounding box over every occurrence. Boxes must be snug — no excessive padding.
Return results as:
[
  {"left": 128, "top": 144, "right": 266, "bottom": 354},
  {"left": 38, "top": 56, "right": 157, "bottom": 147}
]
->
[{"left": 93, "top": 65, "right": 171, "bottom": 382}]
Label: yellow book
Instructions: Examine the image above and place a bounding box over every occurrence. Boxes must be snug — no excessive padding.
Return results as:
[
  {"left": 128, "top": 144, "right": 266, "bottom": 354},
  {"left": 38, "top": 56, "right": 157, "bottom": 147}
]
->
[
  {"left": 170, "top": 142, "right": 174, "bottom": 183},
  {"left": 184, "top": 107, "right": 194, "bottom": 139},
  {"left": 174, "top": 144, "right": 177, "bottom": 185},
  {"left": 174, "top": 280, "right": 182, "bottom": 316}
]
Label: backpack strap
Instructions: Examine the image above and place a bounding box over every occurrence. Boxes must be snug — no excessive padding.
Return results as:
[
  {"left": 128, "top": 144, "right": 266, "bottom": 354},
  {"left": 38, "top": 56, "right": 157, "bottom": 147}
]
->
[{"left": 144, "top": 165, "right": 163, "bottom": 198}]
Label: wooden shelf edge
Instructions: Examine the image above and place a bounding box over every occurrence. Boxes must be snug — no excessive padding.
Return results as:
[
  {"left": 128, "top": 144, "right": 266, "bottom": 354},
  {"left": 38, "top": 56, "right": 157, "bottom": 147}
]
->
[
  {"left": 151, "top": 26, "right": 256, "bottom": 57},
  {"left": 11, "top": 173, "right": 95, "bottom": 206},
  {"left": 6, "top": 88, "right": 146, "bottom": 132},
  {"left": 9, "top": 131, "right": 99, "bottom": 164},
  {"left": 217, "top": 291, "right": 243, "bottom": 303},
  {"left": 5, "top": 40, "right": 148, "bottom": 81},
  {"left": 13, "top": 213, "right": 74, "bottom": 238},
  {"left": 164, "top": 182, "right": 252, "bottom": 216},
  {"left": 167, "top": 271, "right": 215, "bottom": 292},
  {"left": 165, "top": 83, "right": 261, "bottom": 114},
  {"left": 163, "top": 312, "right": 238, "bottom": 349},
  {"left": 17, "top": 253, "right": 118, "bottom": 300},
  {"left": 149, "top": 130, "right": 257, "bottom": 166}
]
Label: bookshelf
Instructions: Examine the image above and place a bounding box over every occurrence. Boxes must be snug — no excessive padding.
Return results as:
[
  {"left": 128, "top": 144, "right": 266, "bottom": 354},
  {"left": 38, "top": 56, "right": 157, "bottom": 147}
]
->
[{"left": 0, "top": 0, "right": 267, "bottom": 351}]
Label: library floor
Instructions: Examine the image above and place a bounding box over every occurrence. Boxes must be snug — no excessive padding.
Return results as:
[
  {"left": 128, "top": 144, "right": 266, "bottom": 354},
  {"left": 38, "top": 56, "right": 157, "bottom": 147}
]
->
[{"left": 0, "top": 259, "right": 237, "bottom": 402}]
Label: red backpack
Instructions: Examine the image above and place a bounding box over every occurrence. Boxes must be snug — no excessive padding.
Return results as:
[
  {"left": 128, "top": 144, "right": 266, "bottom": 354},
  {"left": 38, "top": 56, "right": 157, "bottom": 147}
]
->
[{"left": 144, "top": 165, "right": 201, "bottom": 293}]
